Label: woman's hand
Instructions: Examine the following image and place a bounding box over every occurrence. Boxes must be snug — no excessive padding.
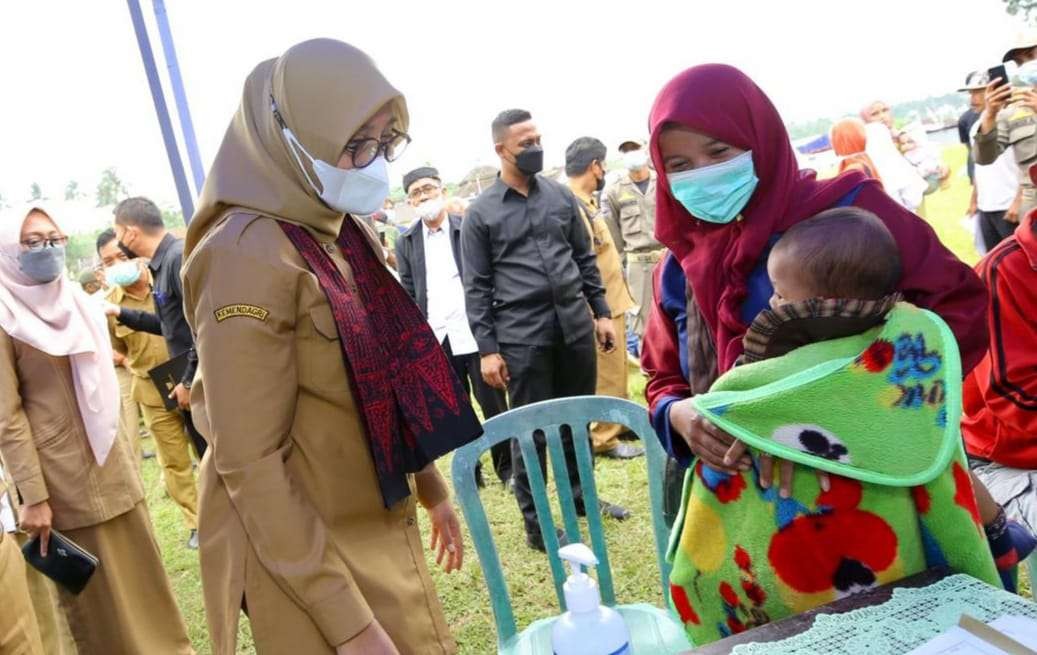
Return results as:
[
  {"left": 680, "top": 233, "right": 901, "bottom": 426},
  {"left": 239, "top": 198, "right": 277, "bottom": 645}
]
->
[
  {"left": 19, "top": 500, "right": 53, "bottom": 556},
  {"left": 426, "top": 500, "right": 464, "bottom": 573},
  {"left": 668, "top": 398, "right": 750, "bottom": 475},
  {"left": 335, "top": 620, "right": 399, "bottom": 655},
  {"left": 723, "top": 441, "right": 831, "bottom": 498}
]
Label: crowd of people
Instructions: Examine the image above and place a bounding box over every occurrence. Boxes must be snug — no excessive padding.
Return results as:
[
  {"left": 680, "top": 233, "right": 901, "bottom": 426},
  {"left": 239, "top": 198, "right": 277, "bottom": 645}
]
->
[{"left": 1, "top": 30, "right": 1037, "bottom": 655}]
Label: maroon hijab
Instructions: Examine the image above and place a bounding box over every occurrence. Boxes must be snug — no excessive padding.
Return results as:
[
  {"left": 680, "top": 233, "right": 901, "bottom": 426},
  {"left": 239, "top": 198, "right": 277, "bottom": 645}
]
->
[{"left": 648, "top": 64, "right": 867, "bottom": 371}]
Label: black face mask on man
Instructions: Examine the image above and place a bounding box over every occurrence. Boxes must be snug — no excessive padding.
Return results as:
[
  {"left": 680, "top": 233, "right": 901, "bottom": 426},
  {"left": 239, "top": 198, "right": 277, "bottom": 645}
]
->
[
  {"left": 595, "top": 165, "right": 607, "bottom": 192},
  {"left": 117, "top": 228, "right": 140, "bottom": 259},
  {"left": 513, "top": 145, "right": 544, "bottom": 176}
]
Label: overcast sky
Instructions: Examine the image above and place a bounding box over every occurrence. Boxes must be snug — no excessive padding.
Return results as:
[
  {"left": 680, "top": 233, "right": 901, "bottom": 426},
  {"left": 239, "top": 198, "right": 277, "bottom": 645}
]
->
[{"left": 0, "top": 0, "right": 1027, "bottom": 215}]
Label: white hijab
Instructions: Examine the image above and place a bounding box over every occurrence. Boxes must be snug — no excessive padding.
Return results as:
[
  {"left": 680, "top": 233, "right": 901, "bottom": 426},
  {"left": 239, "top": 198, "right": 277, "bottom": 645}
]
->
[
  {"left": 863, "top": 122, "right": 927, "bottom": 212},
  {"left": 0, "top": 205, "right": 118, "bottom": 465}
]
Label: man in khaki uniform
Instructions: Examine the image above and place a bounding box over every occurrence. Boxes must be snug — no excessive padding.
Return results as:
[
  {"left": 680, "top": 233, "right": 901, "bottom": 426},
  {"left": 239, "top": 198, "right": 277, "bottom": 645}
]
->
[
  {"left": 98, "top": 229, "right": 199, "bottom": 550},
  {"left": 975, "top": 31, "right": 1037, "bottom": 219},
  {"left": 604, "top": 137, "right": 664, "bottom": 351},
  {"left": 565, "top": 138, "right": 645, "bottom": 462}
]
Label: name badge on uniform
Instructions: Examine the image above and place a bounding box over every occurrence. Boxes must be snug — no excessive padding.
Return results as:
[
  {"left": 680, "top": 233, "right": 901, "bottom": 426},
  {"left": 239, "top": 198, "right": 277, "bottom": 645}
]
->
[{"left": 214, "top": 304, "right": 270, "bottom": 323}]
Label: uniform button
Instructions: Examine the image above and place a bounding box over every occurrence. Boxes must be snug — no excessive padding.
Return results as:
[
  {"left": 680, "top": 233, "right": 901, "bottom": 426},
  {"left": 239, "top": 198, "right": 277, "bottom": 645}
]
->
[
  {"left": 323, "top": 243, "right": 336, "bottom": 254},
  {"left": 406, "top": 517, "right": 416, "bottom": 527}
]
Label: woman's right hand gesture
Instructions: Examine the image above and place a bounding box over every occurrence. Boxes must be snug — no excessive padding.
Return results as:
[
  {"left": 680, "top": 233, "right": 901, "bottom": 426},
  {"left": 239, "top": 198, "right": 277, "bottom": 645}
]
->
[
  {"left": 668, "top": 398, "right": 750, "bottom": 475},
  {"left": 668, "top": 398, "right": 829, "bottom": 497},
  {"left": 19, "top": 500, "right": 53, "bottom": 556},
  {"left": 336, "top": 620, "right": 399, "bottom": 655}
]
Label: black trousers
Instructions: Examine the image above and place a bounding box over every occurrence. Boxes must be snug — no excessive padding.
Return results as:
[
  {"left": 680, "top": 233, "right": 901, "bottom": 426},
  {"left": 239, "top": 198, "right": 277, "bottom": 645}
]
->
[
  {"left": 979, "top": 210, "right": 1017, "bottom": 252},
  {"left": 182, "top": 410, "right": 208, "bottom": 459},
  {"left": 499, "top": 330, "right": 597, "bottom": 537},
  {"left": 444, "top": 337, "right": 511, "bottom": 483}
]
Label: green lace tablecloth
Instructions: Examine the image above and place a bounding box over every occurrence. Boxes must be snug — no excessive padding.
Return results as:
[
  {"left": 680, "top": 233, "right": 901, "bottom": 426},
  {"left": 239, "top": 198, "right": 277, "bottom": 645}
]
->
[{"left": 731, "top": 574, "right": 1037, "bottom": 655}]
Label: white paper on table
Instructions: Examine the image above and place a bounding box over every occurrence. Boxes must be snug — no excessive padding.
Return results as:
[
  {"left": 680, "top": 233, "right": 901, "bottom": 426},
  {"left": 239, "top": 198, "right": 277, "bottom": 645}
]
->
[{"left": 906, "top": 616, "right": 1037, "bottom": 655}]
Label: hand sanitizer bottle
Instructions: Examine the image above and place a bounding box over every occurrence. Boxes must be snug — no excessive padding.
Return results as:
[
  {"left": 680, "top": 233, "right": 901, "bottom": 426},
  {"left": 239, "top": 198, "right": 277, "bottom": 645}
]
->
[{"left": 551, "top": 543, "right": 632, "bottom": 655}]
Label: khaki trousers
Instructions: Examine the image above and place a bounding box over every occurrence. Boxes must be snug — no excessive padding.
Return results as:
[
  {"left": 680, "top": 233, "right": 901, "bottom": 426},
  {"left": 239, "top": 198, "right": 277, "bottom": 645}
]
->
[
  {"left": 140, "top": 404, "right": 199, "bottom": 530},
  {"left": 0, "top": 531, "right": 44, "bottom": 655},
  {"left": 59, "top": 502, "right": 194, "bottom": 655},
  {"left": 628, "top": 258, "right": 657, "bottom": 341},
  {"left": 115, "top": 367, "right": 142, "bottom": 464},
  {"left": 590, "top": 314, "right": 630, "bottom": 453}
]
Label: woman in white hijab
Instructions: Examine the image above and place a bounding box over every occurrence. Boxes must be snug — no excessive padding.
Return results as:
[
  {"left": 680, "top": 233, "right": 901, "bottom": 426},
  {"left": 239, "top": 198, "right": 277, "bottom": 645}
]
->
[
  {"left": 0, "top": 205, "right": 194, "bottom": 654},
  {"left": 863, "top": 121, "right": 928, "bottom": 212}
]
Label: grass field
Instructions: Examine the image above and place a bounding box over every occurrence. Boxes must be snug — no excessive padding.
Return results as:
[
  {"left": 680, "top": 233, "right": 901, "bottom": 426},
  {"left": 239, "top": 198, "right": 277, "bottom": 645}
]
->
[{"left": 144, "top": 144, "right": 1016, "bottom": 654}]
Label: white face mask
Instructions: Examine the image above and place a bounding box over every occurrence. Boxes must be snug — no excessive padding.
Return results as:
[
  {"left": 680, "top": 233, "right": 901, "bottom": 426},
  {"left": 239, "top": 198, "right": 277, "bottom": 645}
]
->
[
  {"left": 623, "top": 149, "right": 649, "bottom": 171},
  {"left": 415, "top": 196, "right": 445, "bottom": 221},
  {"left": 282, "top": 124, "right": 390, "bottom": 216}
]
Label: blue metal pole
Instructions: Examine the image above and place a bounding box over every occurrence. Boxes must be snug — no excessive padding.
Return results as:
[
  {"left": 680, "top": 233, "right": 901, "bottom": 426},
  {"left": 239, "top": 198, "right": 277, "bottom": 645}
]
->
[
  {"left": 152, "top": 0, "right": 206, "bottom": 196},
  {"left": 125, "top": 0, "right": 194, "bottom": 221}
]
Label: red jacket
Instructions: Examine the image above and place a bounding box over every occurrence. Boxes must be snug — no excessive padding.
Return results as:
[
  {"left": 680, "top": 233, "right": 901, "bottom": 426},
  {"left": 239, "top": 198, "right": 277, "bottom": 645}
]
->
[{"left": 963, "top": 216, "right": 1037, "bottom": 468}]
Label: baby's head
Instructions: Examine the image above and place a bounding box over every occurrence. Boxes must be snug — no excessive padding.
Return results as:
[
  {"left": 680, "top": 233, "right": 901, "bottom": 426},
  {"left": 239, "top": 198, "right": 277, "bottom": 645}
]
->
[{"left": 768, "top": 207, "right": 901, "bottom": 310}]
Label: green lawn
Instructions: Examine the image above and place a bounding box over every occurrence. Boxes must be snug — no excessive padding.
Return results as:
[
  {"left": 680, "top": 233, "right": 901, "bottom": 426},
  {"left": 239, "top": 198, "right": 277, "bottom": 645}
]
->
[{"left": 144, "top": 145, "right": 1017, "bottom": 654}]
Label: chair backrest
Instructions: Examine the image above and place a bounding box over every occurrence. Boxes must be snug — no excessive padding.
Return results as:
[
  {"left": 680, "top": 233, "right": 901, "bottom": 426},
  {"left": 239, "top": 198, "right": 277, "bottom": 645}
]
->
[{"left": 450, "top": 395, "right": 672, "bottom": 649}]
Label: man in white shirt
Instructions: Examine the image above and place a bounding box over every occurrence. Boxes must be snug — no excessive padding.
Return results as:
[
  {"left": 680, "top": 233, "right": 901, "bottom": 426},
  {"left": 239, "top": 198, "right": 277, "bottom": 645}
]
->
[
  {"left": 962, "top": 70, "right": 1023, "bottom": 252},
  {"left": 395, "top": 167, "right": 511, "bottom": 487}
]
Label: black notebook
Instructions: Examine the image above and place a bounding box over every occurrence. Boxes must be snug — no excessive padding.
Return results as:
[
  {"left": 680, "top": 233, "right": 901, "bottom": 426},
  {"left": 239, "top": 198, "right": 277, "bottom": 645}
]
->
[
  {"left": 147, "top": 352, "right": 189, "bottom": 411},
  {"left": 21, "top": 529, "right": 99, "bottom": 595}
]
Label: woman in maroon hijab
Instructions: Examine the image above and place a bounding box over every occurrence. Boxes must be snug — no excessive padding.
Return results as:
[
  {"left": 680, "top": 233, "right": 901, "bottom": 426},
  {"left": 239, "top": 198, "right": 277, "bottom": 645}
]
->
[{"left": 642, "top": 64, "right": 988, "bottom": 496}]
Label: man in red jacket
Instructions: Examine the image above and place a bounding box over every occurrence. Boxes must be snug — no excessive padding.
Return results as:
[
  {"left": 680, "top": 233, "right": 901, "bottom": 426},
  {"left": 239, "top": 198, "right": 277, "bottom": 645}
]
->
[{"left": 963, "top": 204, "right": 1037, "bottom": 534}]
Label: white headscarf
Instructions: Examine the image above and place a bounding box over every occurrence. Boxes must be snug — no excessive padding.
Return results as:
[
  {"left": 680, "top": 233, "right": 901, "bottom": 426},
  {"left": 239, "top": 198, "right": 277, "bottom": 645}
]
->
[
  {"left": 0, "top": 205, "right": 118, "bottom": 465},
  {"left": 863, "top": 122, "right": 927, "bottom": 212}
]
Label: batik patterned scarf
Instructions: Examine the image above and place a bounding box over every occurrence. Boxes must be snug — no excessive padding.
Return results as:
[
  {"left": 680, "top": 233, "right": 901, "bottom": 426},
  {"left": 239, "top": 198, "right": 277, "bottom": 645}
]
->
[{"left": 280, "top": 218, "right": 482, "bottom": 507}]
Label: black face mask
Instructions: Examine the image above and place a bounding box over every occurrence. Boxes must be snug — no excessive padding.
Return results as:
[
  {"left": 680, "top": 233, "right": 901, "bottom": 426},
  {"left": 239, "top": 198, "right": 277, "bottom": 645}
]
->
[
  {"left": 595, "top": 171, "right": 606, "bottom": 192},
  {"left": 117, "top": 232, "right": 140, "bottom": 260},
  {"left": 513, "top": 145, "right": 544, "bottom": 176}
]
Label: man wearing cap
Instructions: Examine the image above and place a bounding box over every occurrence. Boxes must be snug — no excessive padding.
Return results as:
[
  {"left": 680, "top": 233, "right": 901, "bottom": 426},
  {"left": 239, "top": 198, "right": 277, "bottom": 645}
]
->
[
  {"left": 961, "top": 70, "right": 1022, "bottom": 251},
  {"left": 604, "top": 138, "right": 662, "bottom": 352},
  {"left": 565, "top": 138, "right": 644, "bottom": 462},
  {"left": 395, "top": 166, "right": 511, "bottom": 487},
  {"left": 960, "top": 73, "right": 985, "bottom": 186},
  {"left": 975, "top": 31, "right": 1037, "bottom": 220}
]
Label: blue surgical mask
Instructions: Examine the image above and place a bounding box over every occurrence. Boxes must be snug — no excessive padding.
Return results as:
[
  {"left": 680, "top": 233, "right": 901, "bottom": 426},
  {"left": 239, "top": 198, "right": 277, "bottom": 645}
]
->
[
  {"left": 18, "top": 245, "right": 66, "bottom": 284},
  {"left": 105, "top": 260, "right": 141, "bottom": 287},
  {"left": 1013, "top": 60, "right": 1037, "bottom": 87},
  {"left": 667, "top": 150, "right": 759, "bottom": 224}
]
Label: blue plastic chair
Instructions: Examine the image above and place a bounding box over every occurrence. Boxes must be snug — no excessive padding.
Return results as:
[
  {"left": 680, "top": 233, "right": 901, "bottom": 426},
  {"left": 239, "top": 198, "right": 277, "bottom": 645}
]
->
[{"left": 450, "top": 396, "right": 692, "bottom": 654}]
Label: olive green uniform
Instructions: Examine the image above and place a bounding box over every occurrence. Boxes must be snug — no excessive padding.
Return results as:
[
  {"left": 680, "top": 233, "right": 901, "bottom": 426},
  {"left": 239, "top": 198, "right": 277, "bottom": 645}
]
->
[
  {"left": 974, "top": 103, "right": 1037, "bottom": 218},
  {"left": 604, "top": 172, "right": 664, "bottom": 343}
]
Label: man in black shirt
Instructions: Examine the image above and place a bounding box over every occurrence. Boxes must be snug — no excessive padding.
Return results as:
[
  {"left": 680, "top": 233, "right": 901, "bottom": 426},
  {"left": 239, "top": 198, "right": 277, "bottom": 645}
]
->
[
  {"left": 104, "top": 197, "right": 206, "bottom": 457},
  {"left": 462, "top": 109, "right": 626, "bottom": 551}
]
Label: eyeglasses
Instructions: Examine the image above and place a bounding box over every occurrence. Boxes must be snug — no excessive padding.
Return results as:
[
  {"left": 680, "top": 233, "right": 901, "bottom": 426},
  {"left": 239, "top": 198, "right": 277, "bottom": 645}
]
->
[
  {"left": 20, "top": 235, "right": 69, "bottom": 251},
  {"left": 270, "top": 94, "right": 411, "bottom": 170},
  {"left": 407, "top": 183, "right": 441, "bottom": 200},
  {"left": 344, "top": 130, "right": 411, "bottom": 169}
]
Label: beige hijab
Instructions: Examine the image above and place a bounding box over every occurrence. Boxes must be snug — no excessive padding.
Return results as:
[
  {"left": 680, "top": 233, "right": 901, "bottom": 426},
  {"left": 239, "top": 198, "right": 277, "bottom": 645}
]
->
[{"left": 186, "top": 38, "right": 409, "bottom": 256}]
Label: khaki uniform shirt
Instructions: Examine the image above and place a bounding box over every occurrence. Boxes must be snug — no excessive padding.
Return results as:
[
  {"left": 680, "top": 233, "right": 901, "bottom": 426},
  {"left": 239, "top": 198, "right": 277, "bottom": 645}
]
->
[
  {"left": 975, "top": 103, "right": 1037, "bottom": 211},
  {"left": 569, "top": 184, "right": 636, "bottom": 316},
  {"left": 182, "top": 211, "right": 451, "bottom": 654},
  {"left": 604, "top": 171, "right": 662, "bottom": 255},
  {"left": 106, "top": 284, "right": 170, "bottom": 408},
  {"left": 0, "top": 330, "right": 142, "bottom": 531}
]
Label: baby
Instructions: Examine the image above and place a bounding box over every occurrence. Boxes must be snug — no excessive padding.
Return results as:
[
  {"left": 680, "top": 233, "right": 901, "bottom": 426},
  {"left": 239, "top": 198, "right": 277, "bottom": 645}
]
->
[
  {"left": 762, "top": 207, "right": 1034, "bottom": 590},
  {"left": 896, "top": 132, "right": 942, "bottom": 194},
  {"left": 668, "top": 207, "right": 1034, "bottom": 646}
]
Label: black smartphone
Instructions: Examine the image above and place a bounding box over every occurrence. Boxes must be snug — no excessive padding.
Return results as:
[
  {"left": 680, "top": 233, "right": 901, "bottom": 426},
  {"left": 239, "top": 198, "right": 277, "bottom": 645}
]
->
[{"left": 988, "top": 64, "right": 1009, "bottom": 87}]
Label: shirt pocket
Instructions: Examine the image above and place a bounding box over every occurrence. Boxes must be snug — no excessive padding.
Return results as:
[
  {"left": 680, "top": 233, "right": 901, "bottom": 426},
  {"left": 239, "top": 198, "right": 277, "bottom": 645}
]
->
[
  {"left": 1008, "top": 123, "right": 1037, "bottom": 163},
  {"left": 619, "top": 202, "right": 643, "bottom": 236},
  {"left": 297, "top": 305, "right": 350, "bottom": 393}
]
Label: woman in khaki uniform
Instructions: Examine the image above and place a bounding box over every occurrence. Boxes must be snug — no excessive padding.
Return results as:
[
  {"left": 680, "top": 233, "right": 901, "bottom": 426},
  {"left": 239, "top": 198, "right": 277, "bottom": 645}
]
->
[
  {"left": 182, "top": 39, "right": 480, "bottom": 655},
  {"left": 0, "top": 206, "right": 193, "bottom": 655}
]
